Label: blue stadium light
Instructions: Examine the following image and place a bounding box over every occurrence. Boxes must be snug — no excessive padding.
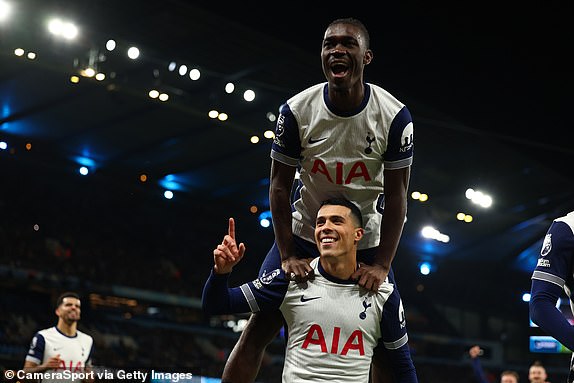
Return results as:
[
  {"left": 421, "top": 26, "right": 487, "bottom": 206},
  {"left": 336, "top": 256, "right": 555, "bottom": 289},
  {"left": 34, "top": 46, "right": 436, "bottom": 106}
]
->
[
  {"left": 258, "top": 210, "right": 272, "bottom": 228},
  {"left": 522, "top": 293, "right": 531, "bottom": 302},
  {"left": 0, "top": 141, "right": 7, "bottom": 150},
  {"left": 79, "top": 166, "right": 89, "bottom": 176},
  {"left": 419, "top": 262, "right": 432, "bottom": 275},
  {"left": 163, "top": 190, "right": 173, "bottom": 200}
]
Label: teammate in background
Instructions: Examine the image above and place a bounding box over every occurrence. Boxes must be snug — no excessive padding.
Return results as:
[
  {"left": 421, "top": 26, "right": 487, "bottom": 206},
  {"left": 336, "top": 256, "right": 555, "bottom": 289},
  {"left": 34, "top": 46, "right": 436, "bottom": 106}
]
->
[
  {"left": 528, "top": 361, "right": 549, "bottom": 383},
  {"left": 24, "top": 292, "right": 94, "bottom": 383},
  {"left": 203, "top": 198, "right": 418, "bottom": 382},
  {"left": 222, "top": 17, "right": 416, "bottom": 382},
  {"left": 530, "top": 210, "right": 574, "bottom": 382},
  {"left": 468, "top": 345, "right": 519, "bottom": 383}
]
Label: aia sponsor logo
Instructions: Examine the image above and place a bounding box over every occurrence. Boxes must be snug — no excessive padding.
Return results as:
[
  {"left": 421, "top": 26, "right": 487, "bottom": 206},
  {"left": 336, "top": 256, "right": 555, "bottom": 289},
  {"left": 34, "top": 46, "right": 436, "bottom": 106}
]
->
[
  {"left": 301, "top": 324, "right": 365, "bottom": 355},
  {"left": 310, "top": 159, "right": 371, "bottom": 184}
]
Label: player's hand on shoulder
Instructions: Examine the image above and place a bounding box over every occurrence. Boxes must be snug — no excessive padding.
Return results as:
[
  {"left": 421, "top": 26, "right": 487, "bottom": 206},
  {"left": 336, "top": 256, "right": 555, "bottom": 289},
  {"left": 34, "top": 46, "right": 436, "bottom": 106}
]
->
[
  {"left": 352, "top": 263, "right": 388, "bottom": 292},
  {"left": 282, "top": 256, "right": 314, "bottom": 282},
  {"left": 213, "top": 218, "right": 246, "bottom": 274}
]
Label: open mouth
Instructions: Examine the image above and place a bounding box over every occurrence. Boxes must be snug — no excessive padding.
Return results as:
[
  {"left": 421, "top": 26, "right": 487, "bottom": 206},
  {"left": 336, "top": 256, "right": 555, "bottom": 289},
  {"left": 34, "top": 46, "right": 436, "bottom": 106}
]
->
[
  {"left": 320, "top": 237, "right": 337, "bottom": 245},
  {"left": 330, "top": 63, "right": 349, "bottom": 78}
]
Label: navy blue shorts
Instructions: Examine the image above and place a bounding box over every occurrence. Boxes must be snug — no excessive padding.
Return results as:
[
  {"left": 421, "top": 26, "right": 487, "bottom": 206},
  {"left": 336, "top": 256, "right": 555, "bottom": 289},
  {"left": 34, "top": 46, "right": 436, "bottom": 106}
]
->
[{"left": 257, "top": 235, "right": 408, "bottom": 349}]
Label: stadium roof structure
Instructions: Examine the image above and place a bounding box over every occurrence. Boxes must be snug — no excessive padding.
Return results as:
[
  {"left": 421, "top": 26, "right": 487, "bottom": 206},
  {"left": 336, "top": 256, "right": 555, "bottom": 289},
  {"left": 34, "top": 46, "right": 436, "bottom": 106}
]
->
[{"left": 1, "top": 0, "right": 572, "bottom": 316}]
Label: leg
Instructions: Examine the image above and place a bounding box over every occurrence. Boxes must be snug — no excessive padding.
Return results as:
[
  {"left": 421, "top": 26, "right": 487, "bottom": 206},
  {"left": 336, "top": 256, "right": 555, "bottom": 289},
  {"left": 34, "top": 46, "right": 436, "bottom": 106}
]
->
[
  {"left": 371, "top": 345, "right": 396, "bottom": 383},
  {"left": 222, "top": 309, "right": 284, "bottom": 383},
  {"left": 373, "top": 266, "right": 417, "bottom": 382}
]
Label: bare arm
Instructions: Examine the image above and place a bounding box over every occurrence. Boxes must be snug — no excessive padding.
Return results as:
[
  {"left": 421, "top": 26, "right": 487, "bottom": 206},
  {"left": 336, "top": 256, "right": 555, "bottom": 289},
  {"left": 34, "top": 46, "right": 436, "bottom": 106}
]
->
[
  {"left": 374, "top": 166, "right": 410, "bottom": 271},
  {"left": 353, "top": 166, "right": 410, "bottom": 291},
  {"left": 269, "top": 160, "right": 312, "bottom": 279}
]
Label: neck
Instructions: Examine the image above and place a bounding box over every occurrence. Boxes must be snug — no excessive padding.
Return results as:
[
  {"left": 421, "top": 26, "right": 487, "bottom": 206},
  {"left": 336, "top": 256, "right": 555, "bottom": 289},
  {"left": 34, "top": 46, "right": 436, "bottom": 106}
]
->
[
  {"left": 328, "top": 82, "right": 365, "bottom": 112},
  {"left": 320, "top": 253, "right": 357, "bottom": 280},
  {"left": 57, "top": 320, "right": 77, "bottom": 337}
]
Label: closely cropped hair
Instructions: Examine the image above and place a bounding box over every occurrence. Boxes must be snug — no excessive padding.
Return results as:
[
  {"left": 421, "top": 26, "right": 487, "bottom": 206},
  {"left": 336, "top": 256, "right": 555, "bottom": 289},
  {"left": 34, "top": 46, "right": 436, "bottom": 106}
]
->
[
  {"left": 56, "top": 292, "right": 80, "bottom": 308},
  {"left": 501, "top": 370, "right": 519, "bottom": 381},
  {"left": 320, "top": 198, "right": 363, "bottom": 227},
  {"left": 328, "top": 18, "right": 370, "bottom": 49}
]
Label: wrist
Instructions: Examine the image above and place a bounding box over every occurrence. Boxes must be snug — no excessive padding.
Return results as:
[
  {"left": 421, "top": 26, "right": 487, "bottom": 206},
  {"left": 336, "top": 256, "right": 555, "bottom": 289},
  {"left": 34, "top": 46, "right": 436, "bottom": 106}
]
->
[{"left": 213, "top": 266, "right": 232, "bottom": 275}]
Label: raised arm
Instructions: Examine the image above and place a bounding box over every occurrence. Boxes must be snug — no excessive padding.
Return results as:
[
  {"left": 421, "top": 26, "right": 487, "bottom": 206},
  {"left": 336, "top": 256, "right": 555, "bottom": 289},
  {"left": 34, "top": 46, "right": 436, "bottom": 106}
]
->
[
  {"left": 202, "top": 218, "right": 287, "bottom": 315},
  {"left": 202, "top": 218, "right": 249, "bottom": 315}
]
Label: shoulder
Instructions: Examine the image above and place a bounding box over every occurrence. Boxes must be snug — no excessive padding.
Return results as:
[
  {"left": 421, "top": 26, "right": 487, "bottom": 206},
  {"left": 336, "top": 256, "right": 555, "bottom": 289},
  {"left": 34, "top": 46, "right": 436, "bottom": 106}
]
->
[
  {"left": 37, "top": 327, "right": 55, "bottom": 337},
  {"left": 287, "top": 83, "right": 325, "bottom": 105},
  {"left": 555, "top": 211, "right": 574, "bottom": 232},
  {"left": 77, "top": 329, "right": 93, "bottom": 341},
  {"left": 367, "top": 83, "right": 406, "bottom": 110}
]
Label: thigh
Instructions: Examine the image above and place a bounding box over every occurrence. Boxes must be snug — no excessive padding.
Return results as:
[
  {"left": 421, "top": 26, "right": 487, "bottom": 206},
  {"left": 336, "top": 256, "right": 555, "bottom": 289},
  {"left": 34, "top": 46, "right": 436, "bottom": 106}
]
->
[
  {"left": 371, "top": 346, "right": 396, "bottom": 383},
  {"left": 380, "top": 274, "right": 408, "bottom": 349},
  {"left": 238, "top": 310, "right": 285, "bottom": 349},
  {"left": 257, "top": 236, "right": 319, "bottom": 278}
]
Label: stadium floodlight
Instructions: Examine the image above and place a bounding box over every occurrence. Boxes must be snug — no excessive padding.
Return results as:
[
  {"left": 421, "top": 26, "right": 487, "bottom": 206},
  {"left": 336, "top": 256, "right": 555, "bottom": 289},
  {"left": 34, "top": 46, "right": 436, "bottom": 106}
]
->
[
  {"left": 47, "top": 18, "right": 79, "bottom": 40},
  {"left": 127, "top": 46, "right": 140, "bottom": 59},
  {"left": 243, "top": 89, "right": 255, "bottom": 102},
  {"left": 419, "top": 262, "right": 432, "bottom": 275},
  {"left": 189, "top": 68, "right": 200, "bottom": 80},
  {"left": 105, "top": 39, "right": 116, "bottom": 51},
  {"left": 0, "top": 0, "right": 12, "bottom": 23}
]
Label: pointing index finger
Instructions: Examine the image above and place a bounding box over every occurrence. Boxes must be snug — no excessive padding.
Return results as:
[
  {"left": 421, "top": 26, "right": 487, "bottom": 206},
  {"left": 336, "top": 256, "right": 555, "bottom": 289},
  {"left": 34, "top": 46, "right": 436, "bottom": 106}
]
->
[{"left": 228, "top": 217, "right": 236, "bottom": 240}]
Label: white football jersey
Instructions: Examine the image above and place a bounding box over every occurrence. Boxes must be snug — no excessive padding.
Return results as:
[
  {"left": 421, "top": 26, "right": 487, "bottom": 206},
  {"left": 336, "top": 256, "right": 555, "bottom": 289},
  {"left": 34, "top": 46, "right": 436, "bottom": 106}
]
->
[
  {"left": 240, "top": 258, "right": 394, "bottom": 382},
  {"left": 271, "top": 82, "right": 414, "bottom": 249},
  {"left": 26, "top": 326, "right": 94, "bottom": 383}
]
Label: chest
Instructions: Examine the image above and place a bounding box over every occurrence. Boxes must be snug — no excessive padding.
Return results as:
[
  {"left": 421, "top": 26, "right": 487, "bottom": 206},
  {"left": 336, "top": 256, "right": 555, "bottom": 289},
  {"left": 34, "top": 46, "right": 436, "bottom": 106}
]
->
[{"left": 42, "top": 334, "right": 89, "bottom": 370}]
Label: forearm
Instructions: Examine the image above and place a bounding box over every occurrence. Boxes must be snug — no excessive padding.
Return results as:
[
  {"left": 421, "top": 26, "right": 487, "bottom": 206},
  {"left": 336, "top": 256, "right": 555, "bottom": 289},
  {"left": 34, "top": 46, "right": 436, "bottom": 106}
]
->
[
  {"left": 374, "top": 192, "right": 407, "bottom": 270},
  {"left": 23, "top": 364, "right": 50, "bottom": 373},
  {"left": 269, "top": 161, "right": 296, "bottom": 260},
  {"left": 530, "top": 281, "right": 574, "bottom": 351},
  {"left": 270, "top": 195, "right": 295, "bottom": 260},
  {"left": 202, "top": 270, "right": 250, "bottom": 315},
  {"left": 470, "top": 357, "right": 489, "bottom": 383}
]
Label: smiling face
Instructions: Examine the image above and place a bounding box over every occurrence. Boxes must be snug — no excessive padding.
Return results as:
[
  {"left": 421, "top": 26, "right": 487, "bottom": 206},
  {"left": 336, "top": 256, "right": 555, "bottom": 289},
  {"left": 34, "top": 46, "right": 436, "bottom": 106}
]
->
[
  {"left": 314, "top": 203, "right": 363, "bottom": 261},
  {"left": 321, "top": 22, "right": 372, "bottom": 92},
  {"left": 528, "top": 365, "right": 547, "bottom": 383}
]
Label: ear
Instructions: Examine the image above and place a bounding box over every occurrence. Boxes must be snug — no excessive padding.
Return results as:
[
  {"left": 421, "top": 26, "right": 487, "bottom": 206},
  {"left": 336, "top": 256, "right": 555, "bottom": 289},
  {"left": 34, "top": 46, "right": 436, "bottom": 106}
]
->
[
  {"left": 354, "top": 228, "right": 364, "bottom": 242},
  {"left": 363, "top": 49, "right": 373, "bottom": 65}
]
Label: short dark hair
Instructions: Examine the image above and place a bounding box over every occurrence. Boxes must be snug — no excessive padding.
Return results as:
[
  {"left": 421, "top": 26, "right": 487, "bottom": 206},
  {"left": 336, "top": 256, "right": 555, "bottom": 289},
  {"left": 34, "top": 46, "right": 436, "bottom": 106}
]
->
[
  {"left": 530, "top": 360, "right": 545, "bottom": 369},
  {"left": 328, "top": 18, "right": 370, "bottom": 49},
  {"left": 319, "top": 198, "right": 363, "bottom": 227},
  {"left": 501, "top": 370, "right": 519, "bottom": 381},
  {"left": 56, "top": 292, "right": 80, "bottom": 308}
]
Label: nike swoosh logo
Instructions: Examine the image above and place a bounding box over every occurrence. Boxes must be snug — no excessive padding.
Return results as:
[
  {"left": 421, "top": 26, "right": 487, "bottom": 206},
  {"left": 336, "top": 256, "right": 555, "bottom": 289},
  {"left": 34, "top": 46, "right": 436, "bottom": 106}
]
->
[
  {"left": 300, "top": 296, "right": 321, "bottom": 302},
  {"left": 308, "top": 137, "right": 328, "bottom": 144}
]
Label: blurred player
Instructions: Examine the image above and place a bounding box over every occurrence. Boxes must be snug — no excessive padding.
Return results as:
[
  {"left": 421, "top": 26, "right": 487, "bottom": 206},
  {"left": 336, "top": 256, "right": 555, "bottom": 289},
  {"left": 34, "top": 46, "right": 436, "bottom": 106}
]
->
[
  {"left": 24, "top": 291, "right": 94, "bottom": 383},
  {"left": 203, "top": 198, "right": 418, "bottom": 382},
  {"left": 530, "top": 210, "right": 574, "bottom": 382}
]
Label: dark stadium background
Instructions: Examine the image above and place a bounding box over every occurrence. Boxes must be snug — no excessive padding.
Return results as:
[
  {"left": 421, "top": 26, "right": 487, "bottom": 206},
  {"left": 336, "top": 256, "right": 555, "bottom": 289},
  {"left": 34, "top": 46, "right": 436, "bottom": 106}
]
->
[{"left": 1, "top": 1, "right": 572, "bottom": 381}]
